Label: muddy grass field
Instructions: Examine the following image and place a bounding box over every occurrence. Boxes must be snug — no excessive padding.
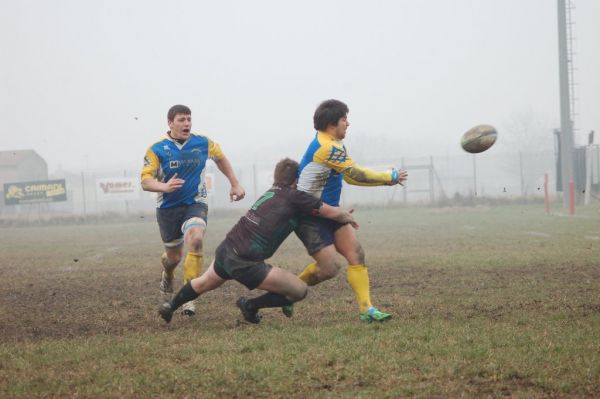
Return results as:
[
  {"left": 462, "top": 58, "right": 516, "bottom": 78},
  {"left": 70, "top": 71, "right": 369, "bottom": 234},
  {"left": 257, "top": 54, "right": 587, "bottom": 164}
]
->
[{"left": 1, "top": 204, "right": 600, "bottom": 398}]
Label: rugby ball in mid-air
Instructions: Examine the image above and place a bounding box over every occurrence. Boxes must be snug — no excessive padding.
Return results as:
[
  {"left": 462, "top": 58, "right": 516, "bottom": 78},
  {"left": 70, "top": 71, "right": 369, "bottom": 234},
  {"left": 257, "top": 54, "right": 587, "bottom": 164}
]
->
[{"left": 461, "top": 124, "right": 497, "bottom": 154}]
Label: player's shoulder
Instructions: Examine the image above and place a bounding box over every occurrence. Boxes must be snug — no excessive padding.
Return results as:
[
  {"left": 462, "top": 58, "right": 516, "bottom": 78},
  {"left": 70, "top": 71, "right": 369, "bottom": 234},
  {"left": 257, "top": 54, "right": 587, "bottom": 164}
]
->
[
  {"left": 313, "top": 132, "right": 349, "bottom": 164},
  {"left": 191, "top": 132, "right": 210, "bottom": 139},
  {"left": 270, "top": 184, "right": 288, "bottom": 195},
  {"left": 148, "top": 135, "right": 171, "bottom": 151},
  {"left": 272, "top": 185, "right": 295, "bottom": 198},
  {"left": 190, "top": 133, "right": 214, "bottom": 145},
  {"left": 316, "top": 132, "right": 344, "bottom": 151},
  {"left": 285, "top": 186, "right": 316, "bottom": 201}
]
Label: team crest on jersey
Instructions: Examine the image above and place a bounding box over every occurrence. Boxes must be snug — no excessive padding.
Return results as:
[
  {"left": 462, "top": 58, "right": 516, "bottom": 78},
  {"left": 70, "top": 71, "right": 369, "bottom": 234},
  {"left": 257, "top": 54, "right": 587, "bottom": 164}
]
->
[
  {"left": 170, "top": 160, "right": 180, "bottom": 169},
  {"left": 327, "top": 146, "right": 347, "bottom": 163},
  {"left": 162, "top": 144, "right": 173, "bottom": 158}
]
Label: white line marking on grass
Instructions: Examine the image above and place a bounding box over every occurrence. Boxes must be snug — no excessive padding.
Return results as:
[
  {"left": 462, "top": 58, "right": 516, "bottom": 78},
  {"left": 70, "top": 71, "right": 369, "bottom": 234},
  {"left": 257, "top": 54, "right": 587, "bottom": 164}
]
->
[{"left": 584, "top": 236, "right": 600, "bottom": 240}]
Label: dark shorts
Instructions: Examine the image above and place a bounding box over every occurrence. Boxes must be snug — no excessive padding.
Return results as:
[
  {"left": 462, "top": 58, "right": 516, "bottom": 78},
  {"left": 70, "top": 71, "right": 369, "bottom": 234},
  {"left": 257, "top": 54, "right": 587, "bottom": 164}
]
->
[
  {"left": 213, "top": 240, "right": 272, "bottom": 290},
  {"left": 156, "top": 203, "right": 208, "bottom": 247},
  {"left": 295, "top": 215, "right": 345, "bottom": 255}
]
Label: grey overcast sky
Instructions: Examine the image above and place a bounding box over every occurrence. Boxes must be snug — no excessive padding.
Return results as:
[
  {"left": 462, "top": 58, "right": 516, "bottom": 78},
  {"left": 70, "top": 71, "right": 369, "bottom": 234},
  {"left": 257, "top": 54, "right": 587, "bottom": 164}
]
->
[{"left": 1, "top": 0, "right": 599, "bottom": 172}]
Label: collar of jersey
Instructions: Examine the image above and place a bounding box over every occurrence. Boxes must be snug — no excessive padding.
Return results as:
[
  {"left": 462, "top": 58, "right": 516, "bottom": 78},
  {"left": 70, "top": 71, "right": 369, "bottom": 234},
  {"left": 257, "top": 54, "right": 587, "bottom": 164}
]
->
[
  {"left": 163, "top": 132, "right": 189, "bottom": 148},
  {"left": 317, "top": 131, "right": 341, "bottom": 143}
]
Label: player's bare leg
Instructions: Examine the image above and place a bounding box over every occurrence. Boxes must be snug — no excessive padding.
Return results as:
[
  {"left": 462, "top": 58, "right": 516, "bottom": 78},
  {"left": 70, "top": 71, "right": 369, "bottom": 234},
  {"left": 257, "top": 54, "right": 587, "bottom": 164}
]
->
[
  {"left": 160, "top": 245, "right": 183, "bottom": 298},
  {"left": 258, "top": 267, "right": 308, "bottom": 301},
  {"left": 298, "top": 245, "right": 343, "bottom": 285},
  {"left": 181, "top": 219, "right": 206, "bottom": 316},
  {"left": 283, "top": 245, "right": 343, "bottom": 317},
  {"left": 159, "top": 260, "right": 225, "bottom": 323},
  {"left": 334, "top": 224, "right": 390, "bottom": 322},
  {"left": 238, "top": 267, "right": 308, "bottom": 323}
]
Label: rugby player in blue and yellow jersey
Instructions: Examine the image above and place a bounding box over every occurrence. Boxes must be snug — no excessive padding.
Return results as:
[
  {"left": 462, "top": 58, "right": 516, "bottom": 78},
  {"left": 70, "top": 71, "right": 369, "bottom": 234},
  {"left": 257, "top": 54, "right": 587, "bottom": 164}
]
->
[
  {"left": 141, "top": 104, "right": 245, "bottom": 316},
  {"left": 158, "top": 159, "right": 358, "bottom": 324},
  {"left": 290, "top": 99, "right": 408, "bottom": 322}
]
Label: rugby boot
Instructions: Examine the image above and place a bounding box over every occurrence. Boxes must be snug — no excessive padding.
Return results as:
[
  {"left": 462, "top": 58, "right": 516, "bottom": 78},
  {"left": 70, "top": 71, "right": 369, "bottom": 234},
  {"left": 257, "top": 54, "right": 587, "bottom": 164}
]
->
[
  {"left": 281, "top": 304, "right": 294, "bottom": 318},
  {"left": 159, "top": 302, "right": 174, "bottom": 323},
  {"left": 182, "top": 301, "right": 196, "bottom": 316},
  {"left": 159, "top": 271, "right": 174, "bottom": 296},
  {"left": 359, "top": 307, "right": 392, "bottom": 323},
  {"left": 236, "top": 297, "right": 261, "bottom": 324}
]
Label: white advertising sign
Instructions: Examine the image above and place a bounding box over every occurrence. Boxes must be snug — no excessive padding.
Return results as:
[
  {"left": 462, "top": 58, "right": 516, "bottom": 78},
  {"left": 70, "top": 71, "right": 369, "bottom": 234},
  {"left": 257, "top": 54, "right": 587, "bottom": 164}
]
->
[{"left": 96, "top": 177, "right": 140, "bottom": 201}]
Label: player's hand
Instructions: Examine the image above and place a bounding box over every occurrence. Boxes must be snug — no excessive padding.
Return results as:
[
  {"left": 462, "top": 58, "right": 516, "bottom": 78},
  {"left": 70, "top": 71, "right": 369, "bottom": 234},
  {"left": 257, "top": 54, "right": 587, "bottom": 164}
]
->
[
  {"left": 397, "top": 169, "right": 408, "bottom": 186},
  {"left": 230, "top": 184, "right": 245, "bottom": 202},
  {"left": 387, "top": 169, "right": 408, "bottom": 186},
  {"left": 163, "top": 173, "right": 185, "bottom": 193},
  {"left": 342, "top": 208, "right": 359, "bottom": 229}
]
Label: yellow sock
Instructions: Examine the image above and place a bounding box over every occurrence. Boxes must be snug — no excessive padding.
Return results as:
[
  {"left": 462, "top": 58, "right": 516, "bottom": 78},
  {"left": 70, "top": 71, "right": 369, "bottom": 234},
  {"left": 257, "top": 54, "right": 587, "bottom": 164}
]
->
[
  {"left": 183, "top": 252, "right": 203, "bottom": 283},
  {"left": 346, "top": 264, "right": 372, "bottom": 313},
  {"left": 298, "top": 262, "right": 319, "bottom": 286}
]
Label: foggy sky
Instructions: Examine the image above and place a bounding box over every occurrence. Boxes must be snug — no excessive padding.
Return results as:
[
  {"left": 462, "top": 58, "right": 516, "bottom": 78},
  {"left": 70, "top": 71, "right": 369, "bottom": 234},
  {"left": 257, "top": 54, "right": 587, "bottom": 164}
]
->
[{"left": 1, "top": 0, "right": 599, "bottom": 173}]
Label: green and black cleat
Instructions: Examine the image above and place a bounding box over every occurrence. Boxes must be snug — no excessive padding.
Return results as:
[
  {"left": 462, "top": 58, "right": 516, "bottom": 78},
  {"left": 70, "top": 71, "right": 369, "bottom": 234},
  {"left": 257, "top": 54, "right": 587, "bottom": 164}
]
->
[
  {"left": 359, "top": 307, "right": 392, "bottom": 323},
  {"left": 281, "top": 304, "right": 294, "bottom": 318}
]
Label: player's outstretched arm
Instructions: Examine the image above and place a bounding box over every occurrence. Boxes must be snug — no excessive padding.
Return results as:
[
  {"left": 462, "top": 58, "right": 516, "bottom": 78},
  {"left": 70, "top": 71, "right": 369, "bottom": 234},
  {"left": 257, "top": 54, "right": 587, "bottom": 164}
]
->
[
  {"left": 318, "top": 204, "right": 359, "bottom": 229},
  {"left": 214, "top": 156, "right": 245, "bottom": 201},
  {"left": 343, "top": 165, "right": 407, "bottom": 186}
]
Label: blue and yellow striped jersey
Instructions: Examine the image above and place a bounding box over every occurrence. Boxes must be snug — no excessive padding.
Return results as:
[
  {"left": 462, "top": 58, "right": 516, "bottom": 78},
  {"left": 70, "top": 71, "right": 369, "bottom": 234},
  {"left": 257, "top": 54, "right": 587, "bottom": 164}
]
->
[
  {"left": 297, "top": 131, "right": 355, "bottom": 206},
  {"left": 141, "top": 133, "right": 224, "bottom": 208}
]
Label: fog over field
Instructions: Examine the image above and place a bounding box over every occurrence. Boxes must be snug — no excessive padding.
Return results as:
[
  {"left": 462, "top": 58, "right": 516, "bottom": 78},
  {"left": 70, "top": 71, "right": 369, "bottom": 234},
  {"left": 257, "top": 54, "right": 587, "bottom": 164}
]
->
[
  {"left": 2, "top": 4, "right": 600, "bottom": 396},
  {"left": 1, "top": 0, "right": 599, "bottom": 173}
]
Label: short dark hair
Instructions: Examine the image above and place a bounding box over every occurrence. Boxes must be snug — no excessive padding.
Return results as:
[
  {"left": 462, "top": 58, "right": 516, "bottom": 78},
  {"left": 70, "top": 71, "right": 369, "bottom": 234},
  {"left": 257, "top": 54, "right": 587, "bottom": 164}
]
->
[
  {"left": 313, "top": 99, "right": 349, "bottom": 131},
  {"left": 273, "top": 158, "right": 299, "bottom": 187},
  {"left": 167, "top": 104, "right": 191, "bottom": 122}
]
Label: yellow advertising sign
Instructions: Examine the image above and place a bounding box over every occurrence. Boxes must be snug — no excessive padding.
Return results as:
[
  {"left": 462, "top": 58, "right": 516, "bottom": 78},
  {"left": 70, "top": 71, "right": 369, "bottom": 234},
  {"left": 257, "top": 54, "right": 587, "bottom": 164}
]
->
[{"left": 3, "top": 179, "right": 67, "bottom": 205}]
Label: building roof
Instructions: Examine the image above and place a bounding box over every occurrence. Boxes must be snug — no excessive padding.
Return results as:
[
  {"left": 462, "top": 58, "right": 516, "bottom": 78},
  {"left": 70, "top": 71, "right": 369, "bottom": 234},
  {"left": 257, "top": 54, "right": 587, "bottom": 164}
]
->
[{"left": 0, "top": 150, "right": 45, "bottom": 167}]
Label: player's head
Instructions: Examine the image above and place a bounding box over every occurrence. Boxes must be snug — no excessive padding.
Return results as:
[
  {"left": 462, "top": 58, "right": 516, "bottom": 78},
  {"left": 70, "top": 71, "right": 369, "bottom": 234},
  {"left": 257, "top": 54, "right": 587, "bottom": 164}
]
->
[
  {"left": 313, "top": 99, "right": 350, "bottom": 140},
  {"left": 167, "top": 104, "right": 192, "bottom": 141},
  {"left": 274, "top": 158, "right": 299, "bottom": 188}
]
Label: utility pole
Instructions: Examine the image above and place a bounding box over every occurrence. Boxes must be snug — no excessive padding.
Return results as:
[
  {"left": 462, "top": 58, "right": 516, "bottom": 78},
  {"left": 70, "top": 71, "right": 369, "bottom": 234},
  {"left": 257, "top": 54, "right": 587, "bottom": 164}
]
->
[{"left": 557, "top": 0, "right": 576, "bottom": 207}]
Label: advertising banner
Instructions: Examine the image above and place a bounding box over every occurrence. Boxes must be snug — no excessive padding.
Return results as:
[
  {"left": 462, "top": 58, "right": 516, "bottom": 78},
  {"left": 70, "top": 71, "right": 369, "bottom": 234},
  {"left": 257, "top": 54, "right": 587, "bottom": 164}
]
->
[
  {"left": 4, "top": 179, "right": 67, "bottom": 205},
  {"left": 96, "top": 177, "right": 140, "bottom": 201}
]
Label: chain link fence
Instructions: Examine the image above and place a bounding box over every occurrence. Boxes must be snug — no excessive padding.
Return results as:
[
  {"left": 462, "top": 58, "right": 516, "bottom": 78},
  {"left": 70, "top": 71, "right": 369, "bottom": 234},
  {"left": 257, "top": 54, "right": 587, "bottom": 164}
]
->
[{"left": 2, "top": 148, "right": 599, "bottom": 220}]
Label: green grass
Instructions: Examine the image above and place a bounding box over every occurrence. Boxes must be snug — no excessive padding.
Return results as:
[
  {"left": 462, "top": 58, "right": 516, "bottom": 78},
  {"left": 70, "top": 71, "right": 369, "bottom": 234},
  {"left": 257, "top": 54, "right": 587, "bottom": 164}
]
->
[{"left": 1, "top": 204, "right": 599, "bottom": 397}]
